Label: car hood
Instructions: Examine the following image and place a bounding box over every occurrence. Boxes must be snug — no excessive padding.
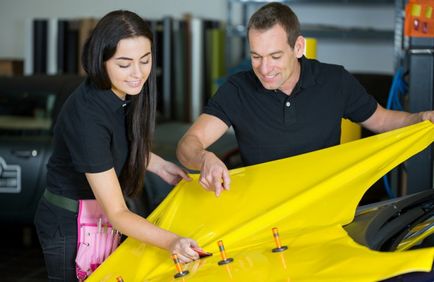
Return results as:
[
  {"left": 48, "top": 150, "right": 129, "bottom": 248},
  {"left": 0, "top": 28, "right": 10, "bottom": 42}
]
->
[{"left": 89, "top": 121, "right": 434, "bottom": 282}]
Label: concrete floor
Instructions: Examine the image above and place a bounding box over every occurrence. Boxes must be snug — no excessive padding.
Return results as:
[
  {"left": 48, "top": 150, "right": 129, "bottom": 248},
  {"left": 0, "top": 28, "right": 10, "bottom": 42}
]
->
[{"left": 0, "top": 224, "right": 47, "bottom": 282}]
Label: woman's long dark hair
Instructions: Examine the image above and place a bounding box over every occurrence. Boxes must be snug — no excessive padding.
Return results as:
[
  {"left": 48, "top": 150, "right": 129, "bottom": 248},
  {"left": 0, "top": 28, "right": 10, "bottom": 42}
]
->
[{"left": 82, "top": 10, "right": 156, "bottom": 196}]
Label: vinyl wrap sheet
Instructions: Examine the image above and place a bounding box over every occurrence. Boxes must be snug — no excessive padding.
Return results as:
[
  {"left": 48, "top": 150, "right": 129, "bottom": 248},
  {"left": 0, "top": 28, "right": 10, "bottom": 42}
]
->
[{"left": 89, "top": 121, "right": 434, "bottom": 282}]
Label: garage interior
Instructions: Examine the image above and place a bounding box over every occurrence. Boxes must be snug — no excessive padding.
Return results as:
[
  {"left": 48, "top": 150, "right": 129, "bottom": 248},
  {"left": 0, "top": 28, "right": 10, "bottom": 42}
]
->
[{"left": 0, "top": 0, "right": 433, "bottom": 281}]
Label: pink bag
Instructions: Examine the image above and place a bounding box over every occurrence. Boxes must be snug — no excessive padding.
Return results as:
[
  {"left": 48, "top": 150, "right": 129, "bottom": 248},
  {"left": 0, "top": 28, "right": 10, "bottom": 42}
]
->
[{"left": 75, "top": 200, "right": 121, "bottom": 281}]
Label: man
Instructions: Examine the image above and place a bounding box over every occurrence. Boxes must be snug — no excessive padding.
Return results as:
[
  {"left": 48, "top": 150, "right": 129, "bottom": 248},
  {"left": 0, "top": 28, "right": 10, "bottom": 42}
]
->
[{"left": 177, "top": 2, "right": 434, "bottom": 197}]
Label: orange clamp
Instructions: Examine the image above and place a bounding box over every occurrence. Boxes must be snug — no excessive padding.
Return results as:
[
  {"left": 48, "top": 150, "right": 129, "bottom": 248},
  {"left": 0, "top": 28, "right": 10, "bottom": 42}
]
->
[
  {"left": 217, "top": 240, "right": 234, "bottom": 265},
  {"left": 271, "top": 227, "right": 288, "bottom": 253},
  {"left": 172, "top": 254, "right": 189, "bottom": 278}
]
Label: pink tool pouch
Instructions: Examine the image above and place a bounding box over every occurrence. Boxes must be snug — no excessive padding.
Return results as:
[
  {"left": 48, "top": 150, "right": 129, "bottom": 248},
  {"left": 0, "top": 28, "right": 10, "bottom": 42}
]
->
[{"left": 75, "top": 200, "right": 121, "bottom": 281}]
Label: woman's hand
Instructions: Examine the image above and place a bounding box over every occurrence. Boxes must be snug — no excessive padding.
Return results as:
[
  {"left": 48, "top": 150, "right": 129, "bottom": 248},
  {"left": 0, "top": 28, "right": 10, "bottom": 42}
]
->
[
  {"left": 169, "top": 236, "right": 200, "bottom": 263},
  {"left": 148, "top": 153, "right": 191, "bottom": 185},
  {"left": 158, "top": 160, "right": 191, "bottom": 185}
]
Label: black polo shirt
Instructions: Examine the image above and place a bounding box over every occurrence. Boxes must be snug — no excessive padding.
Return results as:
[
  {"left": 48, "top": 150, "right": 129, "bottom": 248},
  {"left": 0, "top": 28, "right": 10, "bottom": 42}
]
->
[
  {"left": 46, "top": 79, "right": 129, "bottom": 200},
  {"left": 203, "top": 56, "right": 377, "bottom": 166}
]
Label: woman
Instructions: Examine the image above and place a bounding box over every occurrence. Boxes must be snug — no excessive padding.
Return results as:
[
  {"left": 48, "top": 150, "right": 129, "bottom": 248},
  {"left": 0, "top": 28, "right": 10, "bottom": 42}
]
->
[{"left": 34, "top": 10, "right": 200, "bottom": 281}]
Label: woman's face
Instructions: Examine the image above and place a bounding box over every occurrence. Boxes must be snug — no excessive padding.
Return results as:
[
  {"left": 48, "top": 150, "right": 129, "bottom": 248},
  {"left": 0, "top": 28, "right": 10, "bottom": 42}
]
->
[{"left": 105, "top": 36, "right": 152, "bottom": 100}]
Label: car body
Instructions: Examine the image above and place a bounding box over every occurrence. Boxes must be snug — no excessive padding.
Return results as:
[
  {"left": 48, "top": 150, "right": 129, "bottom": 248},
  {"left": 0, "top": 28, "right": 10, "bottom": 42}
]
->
[
  {"left": 345, "top": 189, "right": 434, "bottom": 252},
  {"left": 88, "top": 121, "right": 434, "bottom": 282}
]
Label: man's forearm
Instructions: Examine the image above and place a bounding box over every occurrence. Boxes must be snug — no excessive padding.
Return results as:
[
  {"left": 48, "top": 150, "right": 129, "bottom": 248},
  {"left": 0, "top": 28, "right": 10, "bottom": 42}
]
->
[
  {"left": 363, "top": 106, "right": 427, "bottom": 134},
  {"left": 177, "top": 135, "right": 208, "bottom": 170},
  {"left": 382, "top": 111, "right": 424, "bottom": 132}
]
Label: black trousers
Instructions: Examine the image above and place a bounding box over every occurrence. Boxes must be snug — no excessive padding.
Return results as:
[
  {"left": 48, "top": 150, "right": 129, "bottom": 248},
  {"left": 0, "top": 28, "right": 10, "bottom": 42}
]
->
[{"left": 34, "top": 197, "right": 78, "bottom": 281}]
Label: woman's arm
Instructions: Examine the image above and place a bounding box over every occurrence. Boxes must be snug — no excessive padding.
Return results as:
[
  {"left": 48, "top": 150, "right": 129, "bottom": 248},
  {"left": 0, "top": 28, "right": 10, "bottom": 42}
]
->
[
  {"left": 147, "top": 153, "right": 191, "bottom": 185},
  {"left": 85, "top": 168, "right": 199, "bottom": 263}
]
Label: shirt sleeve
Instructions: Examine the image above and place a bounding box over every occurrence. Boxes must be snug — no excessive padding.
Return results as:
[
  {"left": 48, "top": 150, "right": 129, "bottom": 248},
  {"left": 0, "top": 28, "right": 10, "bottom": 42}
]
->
[
  {"left": 202, "top": 81, "right": 236, "bottom": 127},
  {"left": 341, "top": 69, "right": 378, "bottom": 123},
  {"left": 61, "top": 104, "right": 114, "bottom": 173}
]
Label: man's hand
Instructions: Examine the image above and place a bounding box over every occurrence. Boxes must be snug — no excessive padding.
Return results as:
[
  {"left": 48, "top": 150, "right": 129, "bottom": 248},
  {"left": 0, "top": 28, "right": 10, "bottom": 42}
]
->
[
  {"left": 421, "top": 111, "right": 434, "bottom": 123},
  {"left": 199, "top": 151, "right": 231, "bottom": 197}
]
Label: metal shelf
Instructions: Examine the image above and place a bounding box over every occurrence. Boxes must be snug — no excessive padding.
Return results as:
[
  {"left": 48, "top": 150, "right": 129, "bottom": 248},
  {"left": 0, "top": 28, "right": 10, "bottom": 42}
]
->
[
  {"left": 227, "top": 24, "right": 394, "bottom": 42},
  {"left": 225, "top": 0, "right": 395, "bottom": 66},
  {"left": 226, "top": 0, "right": 395, "bottom": 42},
  {"left": 302, "top": 25, "right": 394, "bottom": 41},
  {"left": 228, "top": 0, "right": 394, "bottom": 4}
]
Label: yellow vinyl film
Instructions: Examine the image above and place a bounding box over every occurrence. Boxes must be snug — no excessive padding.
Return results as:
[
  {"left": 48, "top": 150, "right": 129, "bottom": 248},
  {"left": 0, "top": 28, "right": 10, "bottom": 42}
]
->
[{"left": 89, "top": 121, "right": 434, "bottom": 282}]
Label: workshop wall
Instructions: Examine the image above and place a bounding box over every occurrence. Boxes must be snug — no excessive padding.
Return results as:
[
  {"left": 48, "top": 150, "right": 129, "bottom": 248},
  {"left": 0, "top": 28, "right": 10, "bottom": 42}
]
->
[{"left": 0, "top": 0, "right": 395, "bottom": 74}]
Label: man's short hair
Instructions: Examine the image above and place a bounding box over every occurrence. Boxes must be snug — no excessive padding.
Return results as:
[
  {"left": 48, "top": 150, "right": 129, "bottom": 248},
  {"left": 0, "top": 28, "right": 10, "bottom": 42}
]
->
[{"left": 247, "top": 2, "right": 300, "bottom": 48}]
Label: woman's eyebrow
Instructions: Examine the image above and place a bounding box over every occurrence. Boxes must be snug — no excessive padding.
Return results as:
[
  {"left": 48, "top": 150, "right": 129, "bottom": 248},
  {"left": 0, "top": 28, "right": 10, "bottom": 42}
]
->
[{"left": 114, "top": 52, "right": 151, "bottom": 61}]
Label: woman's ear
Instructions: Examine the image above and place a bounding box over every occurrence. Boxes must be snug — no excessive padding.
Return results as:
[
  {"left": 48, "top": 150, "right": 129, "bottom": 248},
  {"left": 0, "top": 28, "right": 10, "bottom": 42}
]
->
[{"left": 294, "top": 36, "right": 305, "bottom": 58}]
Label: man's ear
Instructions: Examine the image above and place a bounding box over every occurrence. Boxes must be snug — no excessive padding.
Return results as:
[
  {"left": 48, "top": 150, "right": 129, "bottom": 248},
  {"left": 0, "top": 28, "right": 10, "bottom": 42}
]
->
[{"left": 294, "top": 36, "right": 305, "bottom": 58}]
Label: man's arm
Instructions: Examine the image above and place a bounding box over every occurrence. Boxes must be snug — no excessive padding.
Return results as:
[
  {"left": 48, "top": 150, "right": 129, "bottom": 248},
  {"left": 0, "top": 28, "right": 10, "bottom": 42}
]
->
[
  {"left": 361, "top": 103, "right": 434, "bottom": 133},
  {"left": 177, "top": 114, "right": 230, "bottom": 196}
]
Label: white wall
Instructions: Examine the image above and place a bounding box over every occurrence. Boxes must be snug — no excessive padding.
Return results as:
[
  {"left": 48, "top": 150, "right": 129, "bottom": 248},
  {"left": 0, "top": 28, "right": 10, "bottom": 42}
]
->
[
  {"left": 294, "top": 4, "right": 395, "bottom": 74},
  {"left": 0, "top": 0, "right": 396, "bottom": 74}
]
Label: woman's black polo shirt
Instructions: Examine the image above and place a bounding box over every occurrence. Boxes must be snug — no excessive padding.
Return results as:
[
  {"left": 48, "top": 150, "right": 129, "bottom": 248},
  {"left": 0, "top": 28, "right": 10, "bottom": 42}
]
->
[
  {"left": 46, "top": 79, "right": 129, "bottom": 200},
  {"left": 203, "top": 56, "right": 377, "bottom": 166}
]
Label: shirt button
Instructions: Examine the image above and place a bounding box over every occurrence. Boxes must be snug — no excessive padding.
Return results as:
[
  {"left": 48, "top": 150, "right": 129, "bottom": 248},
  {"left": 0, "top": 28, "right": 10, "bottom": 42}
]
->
[{"left": 285, "top": 101, "right": 291, "bottom": 107}]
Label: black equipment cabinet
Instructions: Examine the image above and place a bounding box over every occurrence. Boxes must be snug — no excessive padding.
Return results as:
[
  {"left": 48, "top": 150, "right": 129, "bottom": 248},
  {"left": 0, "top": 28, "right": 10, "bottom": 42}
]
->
[{"left": 406, "top": 37, "right": 434, "bottom": 194}]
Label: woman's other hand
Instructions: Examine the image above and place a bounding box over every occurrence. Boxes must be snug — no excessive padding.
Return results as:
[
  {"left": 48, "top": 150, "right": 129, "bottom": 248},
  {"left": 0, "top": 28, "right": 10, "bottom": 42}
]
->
[
  {"left": 148, "top": 153, "right": 191, "bottom": 185},
  {"left": 169, "top": 237, "right": 200, "bottom": 263}
]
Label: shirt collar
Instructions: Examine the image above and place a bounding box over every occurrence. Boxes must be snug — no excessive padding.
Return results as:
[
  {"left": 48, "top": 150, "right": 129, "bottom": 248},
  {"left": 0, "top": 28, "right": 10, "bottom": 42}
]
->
[
  {"left": 254, "top": 55, "right": 319, "bottom": 95},
  {"left": 298, "top": 56, "right": 318, "bottom": 89},
  {"left": 106, "top": 90, "right": 130, "bottom": 112},
  {"left": 87, "top": 79, "right": 131, "bottom": 112}
]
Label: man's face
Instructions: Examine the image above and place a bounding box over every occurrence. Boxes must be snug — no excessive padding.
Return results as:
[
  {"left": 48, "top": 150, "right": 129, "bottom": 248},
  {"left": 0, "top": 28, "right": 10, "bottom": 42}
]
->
[{"left": 249, "top": 24, "right": 301, "bottom": 93}]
